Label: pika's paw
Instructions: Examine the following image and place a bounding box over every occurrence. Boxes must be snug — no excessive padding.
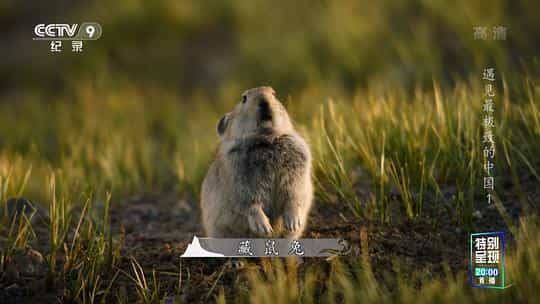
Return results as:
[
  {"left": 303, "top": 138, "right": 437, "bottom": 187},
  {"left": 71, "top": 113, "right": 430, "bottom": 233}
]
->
[
  {"left": 283, "top": 213, "right": 302, "bottom": 233},
  {"left": 248, "top": 206, "right": 274, "bottom": 236}
]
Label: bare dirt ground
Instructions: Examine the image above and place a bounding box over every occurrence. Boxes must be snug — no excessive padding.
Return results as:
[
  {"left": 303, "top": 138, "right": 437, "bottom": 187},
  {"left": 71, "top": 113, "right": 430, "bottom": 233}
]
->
[
  {"left": 1, "top": 172, "right": 537, "bottom": 303},
  {"left": 104, "top": 172, "right": 537, "bottom": 302}
]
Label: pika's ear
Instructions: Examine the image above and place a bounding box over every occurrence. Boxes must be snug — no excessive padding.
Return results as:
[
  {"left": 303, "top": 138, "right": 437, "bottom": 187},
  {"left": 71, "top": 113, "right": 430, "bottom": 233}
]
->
[{"left": 217, "top": 114, "right": 229, "bottom": 137}]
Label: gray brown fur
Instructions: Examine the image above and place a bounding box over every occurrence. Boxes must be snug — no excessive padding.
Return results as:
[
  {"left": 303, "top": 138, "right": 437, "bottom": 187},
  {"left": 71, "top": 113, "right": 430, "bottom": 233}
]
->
[{"left": 201, "top": 86, "right": 313, "bottom": 238}]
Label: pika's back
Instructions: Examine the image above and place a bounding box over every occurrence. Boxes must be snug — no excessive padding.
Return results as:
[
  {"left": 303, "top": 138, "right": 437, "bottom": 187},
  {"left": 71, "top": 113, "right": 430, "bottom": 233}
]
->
[{"left": 201, "top": 87, "right": 313, "bottom": 238}]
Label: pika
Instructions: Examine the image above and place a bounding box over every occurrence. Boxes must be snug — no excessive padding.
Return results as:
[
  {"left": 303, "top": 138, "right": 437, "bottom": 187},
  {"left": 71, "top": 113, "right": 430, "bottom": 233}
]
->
[{"left": 201, "top": 86, "right": 313, "bottom": 239}]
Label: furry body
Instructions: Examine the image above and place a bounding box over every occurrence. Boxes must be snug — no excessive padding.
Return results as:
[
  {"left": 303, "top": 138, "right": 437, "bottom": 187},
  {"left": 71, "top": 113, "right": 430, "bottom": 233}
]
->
[{"left": 201, "top": 87, "right": 313, "bottom": 238}]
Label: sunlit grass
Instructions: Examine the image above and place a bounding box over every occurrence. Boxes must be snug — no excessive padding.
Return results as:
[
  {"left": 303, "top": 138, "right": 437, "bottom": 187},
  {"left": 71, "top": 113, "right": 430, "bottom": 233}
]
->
[
  {"left": 0, "top": 75, "right": 538, "bottom": 302},
  {"left": 0, "top": 77, "right": 538, "bottom": 217}
]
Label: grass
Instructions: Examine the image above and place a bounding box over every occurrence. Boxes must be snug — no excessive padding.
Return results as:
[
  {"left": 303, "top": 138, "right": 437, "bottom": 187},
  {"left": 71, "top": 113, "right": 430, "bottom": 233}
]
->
[
  {"left": 0, "top": 0, "right": 539, "bottom": 301},
  {"left": 0, "top": 75, "right": 538, "bottom": 302},
  {"left": 2, "top": 77, "right": 538, "bottom": 221},
  {"left": 123, "top": 257, "right": 163, "bottom": 304}
]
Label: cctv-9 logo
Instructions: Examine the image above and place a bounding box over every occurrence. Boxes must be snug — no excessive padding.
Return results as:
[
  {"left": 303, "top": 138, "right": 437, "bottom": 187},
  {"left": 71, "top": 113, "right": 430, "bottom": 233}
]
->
[{"left": 33, "top": 22, "right": 102, "bottom": 40}]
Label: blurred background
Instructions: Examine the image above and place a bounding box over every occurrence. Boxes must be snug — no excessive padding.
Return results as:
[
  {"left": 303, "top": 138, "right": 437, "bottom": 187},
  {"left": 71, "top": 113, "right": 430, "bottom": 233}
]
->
[
  {"left": 2, "top": 0, "right": 539, "bottom": 98},
  {"left": 0, "top": 0, "right": 539, "bottom": 203}
]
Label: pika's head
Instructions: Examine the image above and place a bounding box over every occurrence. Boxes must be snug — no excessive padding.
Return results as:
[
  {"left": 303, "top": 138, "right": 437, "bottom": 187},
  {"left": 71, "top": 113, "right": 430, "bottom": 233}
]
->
[{"left": 217, "top": 86, "right": 293, "bottom": 140}]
